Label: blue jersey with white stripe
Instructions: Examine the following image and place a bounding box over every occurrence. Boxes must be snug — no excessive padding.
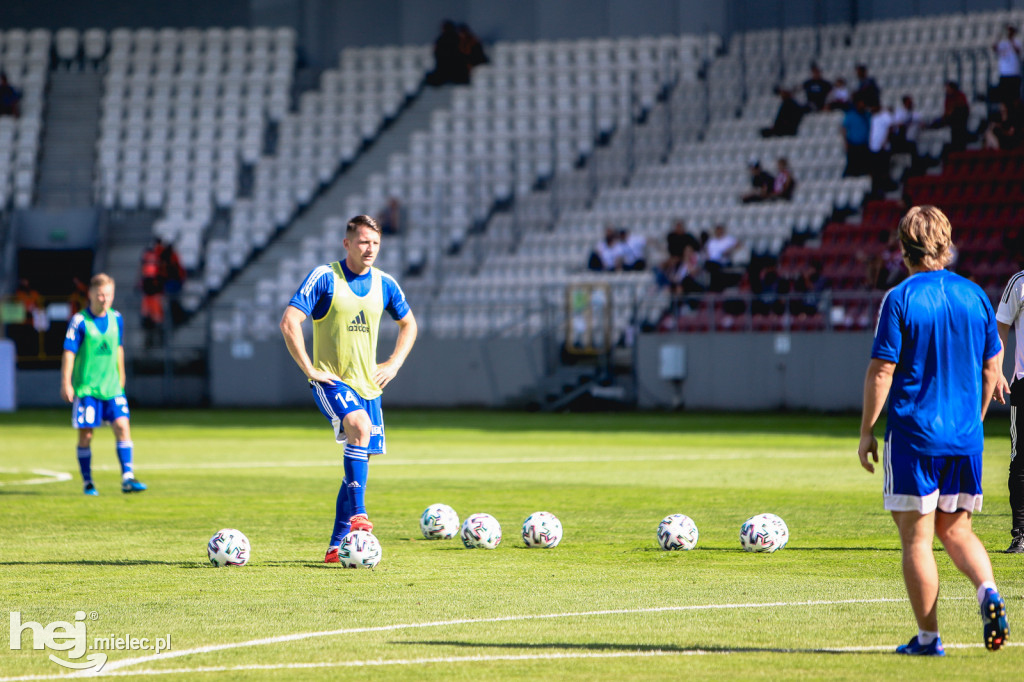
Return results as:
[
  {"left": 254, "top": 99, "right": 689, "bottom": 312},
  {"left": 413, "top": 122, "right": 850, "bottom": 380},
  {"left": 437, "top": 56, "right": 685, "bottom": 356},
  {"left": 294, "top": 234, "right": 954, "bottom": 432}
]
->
[
  {"left": 63, "top": 310, "right": 124, "bottom": 353},
  {"left": 871, "top": 269, "right": 1000, "bottom": 456},
  {"left": 289, "top": 261, "right": 410, "bottom": 322}
]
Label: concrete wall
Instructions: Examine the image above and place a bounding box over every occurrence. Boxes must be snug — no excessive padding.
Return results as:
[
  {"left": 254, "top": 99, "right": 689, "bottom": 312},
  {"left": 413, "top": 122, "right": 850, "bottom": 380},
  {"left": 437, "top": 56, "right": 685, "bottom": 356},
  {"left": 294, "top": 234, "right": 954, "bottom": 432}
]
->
[{"left": 636, "top": 330, "right": 1019, "bottom": 411}]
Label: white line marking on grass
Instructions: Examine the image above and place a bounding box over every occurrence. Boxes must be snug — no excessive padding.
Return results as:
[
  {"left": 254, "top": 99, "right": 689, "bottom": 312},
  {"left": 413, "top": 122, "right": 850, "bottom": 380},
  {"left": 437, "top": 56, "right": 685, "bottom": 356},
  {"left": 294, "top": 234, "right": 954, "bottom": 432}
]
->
[
  {"left": 0, "top": 469, "right": 72, "bottom": 486},
  {"left": 95, "top": 598, "right": 911, "bottom": 673},
  {"left": 0, "top": 642, "right": 1020, "bottom": 681},
  {"left": 91, "top": 451, "right": 830, "bottom": 472}
]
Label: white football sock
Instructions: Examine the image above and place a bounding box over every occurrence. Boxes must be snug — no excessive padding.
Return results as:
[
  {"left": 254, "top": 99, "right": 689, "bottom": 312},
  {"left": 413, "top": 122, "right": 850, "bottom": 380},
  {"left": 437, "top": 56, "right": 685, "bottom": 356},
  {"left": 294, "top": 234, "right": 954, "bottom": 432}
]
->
[
  {"left": 978, "top": 581, "right": 998, "bottom": 606},
  {"left": 917, "top": 630, "right": 939, "bottom": 646}
]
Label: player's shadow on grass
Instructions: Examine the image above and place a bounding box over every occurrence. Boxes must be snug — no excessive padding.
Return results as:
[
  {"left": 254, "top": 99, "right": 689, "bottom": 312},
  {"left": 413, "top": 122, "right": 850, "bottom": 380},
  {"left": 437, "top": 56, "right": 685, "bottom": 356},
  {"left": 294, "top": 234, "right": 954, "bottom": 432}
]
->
[
  {"left": 396, "top": 640, "right": 888, "bottom": 655},
  {"left": 0, "top": 559, "right": 203, "bottom": 567},
  {"left": 630, "top": 546, "right": 901, "bottom": 553}
]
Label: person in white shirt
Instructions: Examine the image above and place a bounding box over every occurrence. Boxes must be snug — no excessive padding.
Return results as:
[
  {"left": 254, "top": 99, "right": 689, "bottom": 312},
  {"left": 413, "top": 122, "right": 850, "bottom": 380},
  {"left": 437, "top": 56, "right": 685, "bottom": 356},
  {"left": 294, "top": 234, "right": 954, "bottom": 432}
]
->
[
  {"left": 995, "top": 268, "right": 1024, "bottom": 553},
  {"left": 993, "top": 24, "right": 1022, "bottom": 105},
  {"left": 617, "top": 229, "right": 647, "bottom": 271},
  {"left": 868, "top": 103, "right": 894, "bottom": 198},
  {"left": 704, "top": 224, "right": 739, "bottom": 292},
  {"left": 892, "top": 94, "right": 924, "bottom": 172}
]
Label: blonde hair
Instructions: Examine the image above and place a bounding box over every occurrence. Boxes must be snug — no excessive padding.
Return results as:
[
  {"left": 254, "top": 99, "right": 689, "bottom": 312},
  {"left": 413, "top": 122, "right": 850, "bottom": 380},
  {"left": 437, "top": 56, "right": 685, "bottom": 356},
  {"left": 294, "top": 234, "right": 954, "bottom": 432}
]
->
[
  {"left": 897, "top": 205, "right": 953, "bottom": 270},
  {"left": 89, "top": 273, "right": 115, "bottom": 289}
]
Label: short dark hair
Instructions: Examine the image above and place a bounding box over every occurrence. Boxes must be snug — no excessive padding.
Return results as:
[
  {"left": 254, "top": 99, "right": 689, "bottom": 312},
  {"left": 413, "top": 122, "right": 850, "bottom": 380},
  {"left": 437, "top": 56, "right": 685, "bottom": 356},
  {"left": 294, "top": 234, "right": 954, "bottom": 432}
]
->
[{"left": 347, "top": 215, "right": 381, "bottom": 235}]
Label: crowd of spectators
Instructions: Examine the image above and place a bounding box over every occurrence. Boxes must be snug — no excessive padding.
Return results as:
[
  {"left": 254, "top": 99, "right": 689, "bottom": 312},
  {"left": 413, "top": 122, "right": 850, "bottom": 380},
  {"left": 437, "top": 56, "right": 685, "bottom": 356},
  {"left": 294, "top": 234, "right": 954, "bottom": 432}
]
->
[
  {"left": 741, "top": 158, "right": 796, "bottom": 203},
  {"left": 587, "top": 226, "right": 648, "bottom": 272}
]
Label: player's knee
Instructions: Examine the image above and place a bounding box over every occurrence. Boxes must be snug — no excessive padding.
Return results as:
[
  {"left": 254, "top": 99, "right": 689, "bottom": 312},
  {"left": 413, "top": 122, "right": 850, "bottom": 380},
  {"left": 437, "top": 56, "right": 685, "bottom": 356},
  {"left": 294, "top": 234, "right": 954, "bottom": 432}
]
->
[{"left": 343, "top": 413, "right": 372, "bottom": 444}]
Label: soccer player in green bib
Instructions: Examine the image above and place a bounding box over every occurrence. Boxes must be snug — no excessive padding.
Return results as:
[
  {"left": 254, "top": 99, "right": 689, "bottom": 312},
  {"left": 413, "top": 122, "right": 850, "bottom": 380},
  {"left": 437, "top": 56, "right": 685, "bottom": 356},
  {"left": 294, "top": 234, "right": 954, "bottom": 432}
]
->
[
  {"left": 61, "top": 273, "right": 147, "bottom": 495},
  {"left": 281, "top": 215, "right": 417, "bottom": 563}
]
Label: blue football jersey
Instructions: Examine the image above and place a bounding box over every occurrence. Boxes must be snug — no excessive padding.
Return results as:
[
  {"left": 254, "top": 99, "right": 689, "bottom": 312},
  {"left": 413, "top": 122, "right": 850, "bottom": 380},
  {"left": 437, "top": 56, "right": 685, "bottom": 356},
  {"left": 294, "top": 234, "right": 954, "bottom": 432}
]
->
[{"left": 872, "top": 269, "right": 1001, "bottom": 456}]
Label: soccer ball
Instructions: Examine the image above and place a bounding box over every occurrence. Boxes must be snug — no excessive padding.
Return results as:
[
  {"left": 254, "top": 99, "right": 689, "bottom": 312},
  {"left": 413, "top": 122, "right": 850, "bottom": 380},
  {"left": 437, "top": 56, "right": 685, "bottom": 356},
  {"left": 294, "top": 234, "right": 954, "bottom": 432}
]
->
[
  {"left": 420, "top": 503, "right": 460, "bottom": 540},
  {"left": 522, "top": 511, "right": 563, "bottom": 548},
  {"left": 657, "top": 514, "right": 699, "bottom": 551},
  {"left": 739, "top": 513, "right": 789, "bottom": 553},
  {"left": 461, "top": 513, "right": 502, "bottom": 549},
  {"left": 337, "top": 530, "right": 382, "bottom": 568},
  {"left": 207, "top": 528, "right": 250, "bottom": 567}
]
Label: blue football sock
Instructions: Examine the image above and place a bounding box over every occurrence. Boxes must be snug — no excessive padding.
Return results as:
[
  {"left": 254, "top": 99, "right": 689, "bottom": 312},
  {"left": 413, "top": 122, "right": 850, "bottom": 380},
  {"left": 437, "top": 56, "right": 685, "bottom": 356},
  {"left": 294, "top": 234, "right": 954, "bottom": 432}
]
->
[
  {"left": 330, "top": 478, "right": 354, "bottom": 546},
  {"left": 343, "top": 444, "right": 369, "bottom": 516},
  {"left": 116, "top": 441, "right": 134, "bottom": 477},
  {"left": 76, "top": 447, "right": 92, "bottom": 483}
]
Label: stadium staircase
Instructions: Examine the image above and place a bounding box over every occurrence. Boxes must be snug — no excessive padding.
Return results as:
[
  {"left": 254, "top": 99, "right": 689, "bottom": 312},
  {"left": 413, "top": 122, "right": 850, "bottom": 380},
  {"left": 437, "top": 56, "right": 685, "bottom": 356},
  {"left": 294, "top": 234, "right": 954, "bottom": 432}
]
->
[{"left": 34, "top": 69, "right": 102, "bottom": 208}]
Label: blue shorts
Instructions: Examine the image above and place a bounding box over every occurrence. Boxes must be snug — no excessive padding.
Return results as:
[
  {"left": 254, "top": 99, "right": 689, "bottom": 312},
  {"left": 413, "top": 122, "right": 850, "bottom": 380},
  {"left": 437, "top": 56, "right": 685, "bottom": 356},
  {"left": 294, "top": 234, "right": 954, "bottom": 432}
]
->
[
  {"left": 309, "top": 380, "right": 386, "bottom": 454},
  {"left": 72, "top": 395, "right": 130, "bottom": 429},
  {"left": 882, "top": 433, "right": 983, "bottom": 514}
]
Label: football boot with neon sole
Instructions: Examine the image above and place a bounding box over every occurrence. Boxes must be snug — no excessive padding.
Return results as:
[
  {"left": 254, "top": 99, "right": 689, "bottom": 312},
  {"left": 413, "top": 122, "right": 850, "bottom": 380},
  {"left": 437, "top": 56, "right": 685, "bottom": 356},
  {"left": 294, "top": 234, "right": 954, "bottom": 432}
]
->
[
  {"left": 981, "top": 589, "right": 1010, "bottom": 651},
  {"left": 83, "top": 482, "right": 98, "bottom": 496}
]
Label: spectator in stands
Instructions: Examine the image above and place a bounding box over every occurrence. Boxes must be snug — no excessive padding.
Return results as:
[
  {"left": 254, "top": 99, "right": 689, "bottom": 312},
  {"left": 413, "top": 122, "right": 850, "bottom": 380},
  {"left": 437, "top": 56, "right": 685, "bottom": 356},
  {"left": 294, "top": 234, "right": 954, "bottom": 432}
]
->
[
  {"left": 802, "top": 63, "right": 832, "bottom": 112},
  {"left": 140, "top": 238, "right": 165, "bottom": 347},
  {"left": 587, "top": 226, "right": 621, "bottom": 272},
  {"left": 160, "top": 242, "right": 187, "bottom": 326},
  {"left": 760, "top": 88, "right": 803, "bottom": 137},
  {"left": 741, "top": 160, "right": 775, "bottom": 203},
  {"left": 666, "top": 220, "right": 698, "bottom": 259},
  {"left": 68, "top": 277, "right": 89, "bottom": 316},
  {"left": 791, "top": 261, "right": 829, "bottom": 317},
  {"left": 0, "top": 72, "right": 21, "bottom": 118},
  {"left": 617, "top": 229, "right": 647, "bottom": 271},
  {"left": 984, "top": 102, "right": 1023, "bottom": 151},
  {"left": 380, "top": 197, "right": 404, "bottom": 235},
  {"left": 13, "top": 278, "right": 42, "bottom": 325},
  {"left": 841, "top": 95, "right": 872, "bottom": 177},
  {"left": 769, "top": 157, "right": 796, "bottom": 201},
  {"left": 458, "top": 23, "right": 489, "bottom": 72},
  {"left": 854, "top": 64, "right": 881, "bottom": 109},
  {"left": 933, "top": 81, "right": 971, "bottom": 154},
  {"left": 662, "top": 244, "right": 706, "bottom": 298},
  {"left": 868, "top": 103, "right": 895, "bottom": 198},
  {"left": 825, "top": 77, "right": 851, "bottom": 111},
  {"left": 892, "top": 94, "right": 924, "bottom": 172},
  {"left": 750, "top": 262, "right": 785, "bottom": 316},
  {"left": 704, "top": 224, "right": 740, "bottom": 292},
  {"left": 427, "top": 20, "right": 468, "bottom": 86},
  {"left": 993, "top": 24, "right": 1022, "bottom": 106}
]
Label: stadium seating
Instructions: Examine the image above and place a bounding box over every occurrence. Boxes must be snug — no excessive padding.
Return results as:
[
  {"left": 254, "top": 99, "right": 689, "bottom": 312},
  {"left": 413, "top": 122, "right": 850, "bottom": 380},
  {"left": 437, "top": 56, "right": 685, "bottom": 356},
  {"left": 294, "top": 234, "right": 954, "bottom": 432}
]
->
[
  {"left": 96, "top": 27, "right": 296, "bottom": 271},
  {"left": 0, "top": 29, "right": 50, "bottom": 209},
  {"left": 203, "top": 9, "right": 1024, "bottom": 344}
]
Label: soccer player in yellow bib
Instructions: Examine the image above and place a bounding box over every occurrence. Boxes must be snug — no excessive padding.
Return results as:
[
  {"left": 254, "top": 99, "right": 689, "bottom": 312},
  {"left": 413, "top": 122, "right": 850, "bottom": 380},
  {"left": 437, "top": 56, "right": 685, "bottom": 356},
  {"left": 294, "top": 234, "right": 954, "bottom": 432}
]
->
[
  {"left": 61, "top": 273, "right": 147, "bottom": 495},
  {"left": 280, "top": 215, "right": 417, "bottom": 563}
]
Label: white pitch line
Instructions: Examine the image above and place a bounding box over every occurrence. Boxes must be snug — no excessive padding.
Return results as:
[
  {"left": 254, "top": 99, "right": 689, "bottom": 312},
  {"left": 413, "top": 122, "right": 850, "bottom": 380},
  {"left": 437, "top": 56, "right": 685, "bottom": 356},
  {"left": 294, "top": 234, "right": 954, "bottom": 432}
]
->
[
  {"left": 98, "top": 597, "right": 910, "bottom": 673},
  {"left": 1, "top": 641, "right": 1020, "bottom": 682},
  {"left": 0, "top": 469, "right": 72, "bottom": 486},
  {"left": 89, "top": 451, "right": 835, "bottom": 472}
]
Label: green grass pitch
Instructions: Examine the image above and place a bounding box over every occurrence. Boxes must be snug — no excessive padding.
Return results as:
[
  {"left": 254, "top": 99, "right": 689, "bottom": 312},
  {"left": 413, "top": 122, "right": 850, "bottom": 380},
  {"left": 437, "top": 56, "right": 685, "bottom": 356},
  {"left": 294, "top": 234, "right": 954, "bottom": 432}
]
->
[{"left": 0, "top": 408, "right": 1021, "bottom": 680}]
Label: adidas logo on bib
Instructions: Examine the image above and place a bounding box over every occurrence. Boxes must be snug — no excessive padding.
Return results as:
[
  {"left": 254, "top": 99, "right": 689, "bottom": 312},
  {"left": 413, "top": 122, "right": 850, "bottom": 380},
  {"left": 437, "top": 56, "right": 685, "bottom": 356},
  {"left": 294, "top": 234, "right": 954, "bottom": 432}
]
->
[{"left": 348, "top": 311, "right": 370, "bottom": 333}]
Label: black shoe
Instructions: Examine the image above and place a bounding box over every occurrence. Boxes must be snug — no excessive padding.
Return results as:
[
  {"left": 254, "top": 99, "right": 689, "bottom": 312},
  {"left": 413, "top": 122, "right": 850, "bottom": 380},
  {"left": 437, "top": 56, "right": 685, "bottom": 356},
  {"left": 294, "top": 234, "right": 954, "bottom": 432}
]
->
[{"left": 1006, "top": 531, "right": 1024, "bottom": 554}]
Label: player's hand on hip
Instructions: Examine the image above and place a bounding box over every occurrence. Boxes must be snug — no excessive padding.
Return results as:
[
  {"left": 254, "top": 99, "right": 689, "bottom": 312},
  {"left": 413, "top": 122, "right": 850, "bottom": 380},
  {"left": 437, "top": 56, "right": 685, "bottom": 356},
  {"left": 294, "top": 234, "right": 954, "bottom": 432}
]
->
[
  {"left": 373, "top": 361, "right": 399, "bottom": 389},
  {"left": 857, "top": 434, "right": 878, "bottom": 473},
  {"left": 307, "top": 368, "right": 342, "bottom": 385}
]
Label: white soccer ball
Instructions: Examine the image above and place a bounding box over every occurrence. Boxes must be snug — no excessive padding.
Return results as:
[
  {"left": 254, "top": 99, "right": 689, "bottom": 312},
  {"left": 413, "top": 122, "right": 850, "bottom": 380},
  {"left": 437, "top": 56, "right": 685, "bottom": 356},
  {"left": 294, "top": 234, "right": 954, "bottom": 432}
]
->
[
  {"left": 522, "top": 511, "right": 563, "bottom": 548},
  {"left": 740, "top": 513, "right": 789, "bottom": 553},
  {"left": 207, "top": 528, "right": 250, "bottom": 567},
  {"left": 657, "top": 514, "right": 699, "bottom": 551},
  {"left": 337, "top": 530, "right": 382, "bottom": 568},
  {"left": 461, "top": 513, "right": 502, "bottom": 549},
  {"left": 420, "top": 503, "right": 460, "bottom": 540}
]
